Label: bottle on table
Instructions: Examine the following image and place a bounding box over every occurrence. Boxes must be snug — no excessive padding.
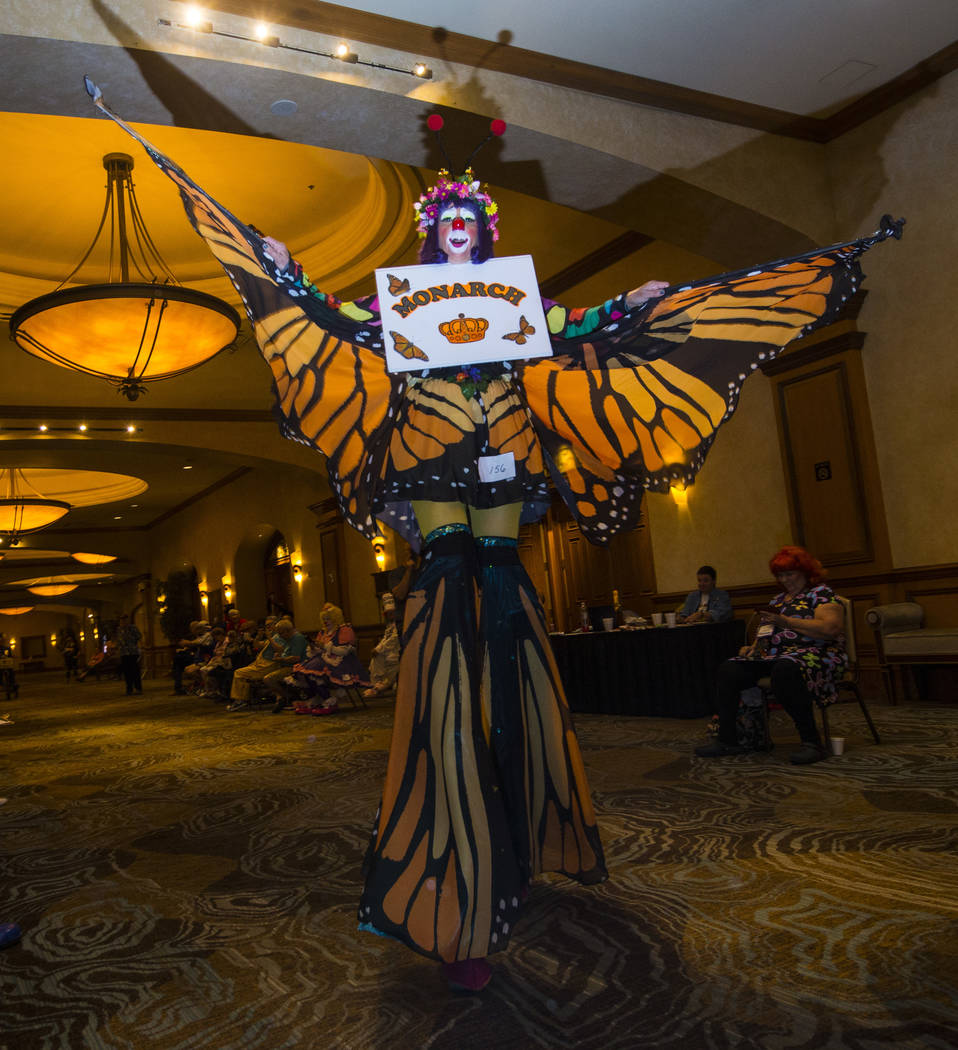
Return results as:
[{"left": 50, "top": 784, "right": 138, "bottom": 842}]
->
[{"left": 578, "top": 600, "right": 590, "bottom": 632}]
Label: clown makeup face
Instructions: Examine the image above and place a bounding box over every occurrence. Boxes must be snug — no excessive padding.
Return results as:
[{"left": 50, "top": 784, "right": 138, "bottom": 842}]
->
[{"left": 438, "top": 203, "right": 479, "bottom": 263}]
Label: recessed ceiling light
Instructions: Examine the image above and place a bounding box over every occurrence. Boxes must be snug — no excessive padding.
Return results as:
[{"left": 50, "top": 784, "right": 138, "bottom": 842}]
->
[
  {"left": 183, "top": 464, "right": 193, "bottom": 470},
  {"left": 78, "top": 424, "right": 88, "bottom": 432},
  {"left": 270, "top": 99, "right": 298, "bottom": 116},
  {"left": 39, "top": 424, "right": 48, "bottom": 432},
  {"left": 126, "top": 425, "right": 136, "bottom": 433},
  {"left": 113, "top": 515, "right": 122, "bottom": 520}
]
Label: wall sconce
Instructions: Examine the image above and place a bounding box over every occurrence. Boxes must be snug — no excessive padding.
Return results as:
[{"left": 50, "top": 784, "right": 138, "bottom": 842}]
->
[
  {"left": 50, "top": 633, "right": 57, "bottom": 644},
  {"left": 371, "top": 536, "right": 386, "bottom": 572},
  {"left": 223, "top": 584, "right": 233, "bottom": 603},
  {"left": 200, "top": 590, "right": 209, "bottom": 606},
  {"left": 79, "top": 630, "right": 85, "bottom": 642},
  {"left": 293, "top": 564, "right": 304, "bottom": 584},
  {"left": 670, "top": 482, "right": 691, "bottom": 508},
  {"left": 9, "top": 638, "right": 15, "bottom": 650}
]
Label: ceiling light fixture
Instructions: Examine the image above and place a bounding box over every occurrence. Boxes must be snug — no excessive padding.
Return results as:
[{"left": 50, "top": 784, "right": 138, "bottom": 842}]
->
[
  {"left": 72, "top": 553, "right": 117, "bottom": 565},
  {"left": 0, "top": 468, "right": 71, "bottom": 545},
  {"left": 9, "top": 153, "right": 240, "bottom": 401},
  {"left": 27, "top": 581, "right": 79, "bottom": 597},
  {"left": 0, "top": 607, "right": 34, "bottom": 615},
  {"left": 157, "top": 16, "right": 431, "bottom": 78}
]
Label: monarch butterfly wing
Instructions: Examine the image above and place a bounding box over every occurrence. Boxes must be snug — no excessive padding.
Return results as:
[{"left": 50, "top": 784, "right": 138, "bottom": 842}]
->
[
  {"left": 126, "top": 136, "right": 398, "bottom": 539},
  {"left": 263, "top": 303, "right": 397, "bottom": 539},
  {"left": 522, "top": 243, "right": 879, "bottom": 542}
]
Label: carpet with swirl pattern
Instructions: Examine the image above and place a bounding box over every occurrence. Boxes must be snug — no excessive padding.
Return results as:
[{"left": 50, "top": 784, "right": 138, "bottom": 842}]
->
[{"left": 0, "top": 672, "right": 955, "bottom": 1050}]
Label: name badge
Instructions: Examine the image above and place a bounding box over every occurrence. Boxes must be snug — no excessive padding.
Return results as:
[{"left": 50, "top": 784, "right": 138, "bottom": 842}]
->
[{"left": 478, "top": 452, "right": 516, "bottom": 483}]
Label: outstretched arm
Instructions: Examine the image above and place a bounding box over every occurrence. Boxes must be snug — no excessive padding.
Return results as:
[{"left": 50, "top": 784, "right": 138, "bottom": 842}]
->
[
  {"left": 625, "top": 280, "right": 670, "bottom": 310},
  {"left": 262, "top": 236, "right": 290, "bottom": 272}
]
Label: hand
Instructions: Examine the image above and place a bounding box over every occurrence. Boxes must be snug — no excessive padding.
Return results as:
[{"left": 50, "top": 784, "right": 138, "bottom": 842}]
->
[
  {"left": 262, "top": 235, "right": 290, "bottom": 271},
  {"left": 625, "top": 280, "right": 669, "bottom": 310},
  {"left": 759, "top": 610, "right": 788, "bottom": 629}
]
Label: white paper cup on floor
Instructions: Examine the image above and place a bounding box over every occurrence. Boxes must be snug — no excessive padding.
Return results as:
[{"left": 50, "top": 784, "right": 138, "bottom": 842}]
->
[
  {"left": 829, "top": 736, "right": 845, "bottom": 755},
  {"left": 652, "top": 613, "right": 663, "bottom": 626},
  {"left": 665, "top": 612, "right": 677, "bottom": 627},
  {"left": 602, "top": 617, "right": 614, "bottom": 631}
]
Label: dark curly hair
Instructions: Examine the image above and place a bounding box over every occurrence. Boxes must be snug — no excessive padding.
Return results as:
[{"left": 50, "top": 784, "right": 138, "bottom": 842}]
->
[
  {"left": 418, "top": 198, "right": 496, "bottom": 265},
  {"left": 768, "top": 545, "right": 826, "bottom": 585}
]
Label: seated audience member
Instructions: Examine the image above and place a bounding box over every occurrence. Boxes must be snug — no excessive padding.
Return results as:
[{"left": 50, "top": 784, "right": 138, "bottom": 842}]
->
[
  {"left": 171, "top": 621, "right": 212, "bottom": 695},
  {"left": 77, "top": 641, "right": 120, "bottom": 681},
  {"left": 185, "top": 627, "right": 227, "bottom": 696},
  {"left": 382, "top": 554, "right": 418, "bottom": 638},
  {"left": 227, "top": 618, "right": 307, "bottom": 711},
  {"left": 286, "top": 603, "right": 369, "bottom": 715},
  {"left": 696, "top": 546, "right": 845, "bottom": 766},
  {"left": 677, "top": 565, "right": 733, "bottom": 623},
  {"left": 223, "top": 607, "right": 250, "bottom": 635},
  {"left": 363, "top": 592, "right": 400, "bottom": 699}
]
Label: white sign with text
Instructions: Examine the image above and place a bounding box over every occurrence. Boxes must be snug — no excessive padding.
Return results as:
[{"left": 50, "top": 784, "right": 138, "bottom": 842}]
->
[{"left": 374, "top": 255, "right": 552, "bottom": 373}]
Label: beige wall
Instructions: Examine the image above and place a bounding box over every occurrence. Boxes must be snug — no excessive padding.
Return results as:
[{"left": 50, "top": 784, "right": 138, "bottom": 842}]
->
[
  {"left": 145, "top": 462, "right": 383, "bottom": 635},
  {"left": 827, "top": 69, "right": 958, "bottom": 568},
  {"left": 646, "top": 376, "right": 794, "bottom": 592}
]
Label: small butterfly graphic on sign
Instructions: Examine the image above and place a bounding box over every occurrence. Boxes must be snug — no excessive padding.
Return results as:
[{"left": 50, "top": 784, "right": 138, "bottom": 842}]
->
[
  {"left": 390, "top": 331, "right": 429, "bottom": 361},
  {"left": 387, "top": 273, "right": 411, "bottom": 296},
  {"left": 502, "top": 315, "right": 536, "bottom": 346}
]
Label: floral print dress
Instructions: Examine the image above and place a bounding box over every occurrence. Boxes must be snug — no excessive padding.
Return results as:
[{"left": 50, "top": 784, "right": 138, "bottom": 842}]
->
[{"left": 761, "top": 584, "right": 848, "bottom": 703}]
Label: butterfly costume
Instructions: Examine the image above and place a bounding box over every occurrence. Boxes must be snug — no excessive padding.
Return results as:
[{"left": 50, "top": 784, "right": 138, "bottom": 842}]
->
[{"left": 86, "top": 82, "right": 901, "bottom": 969}]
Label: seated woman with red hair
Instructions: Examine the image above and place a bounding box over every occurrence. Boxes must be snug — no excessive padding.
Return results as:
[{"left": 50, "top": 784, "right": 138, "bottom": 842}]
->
[{"left": 696, "top": 545, "right": 846, "bottom": 765}]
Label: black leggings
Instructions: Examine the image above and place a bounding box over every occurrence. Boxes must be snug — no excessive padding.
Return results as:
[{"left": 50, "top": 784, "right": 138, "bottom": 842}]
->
[{"left": 716, "top": 658, "right": 821, "bottom": 746}]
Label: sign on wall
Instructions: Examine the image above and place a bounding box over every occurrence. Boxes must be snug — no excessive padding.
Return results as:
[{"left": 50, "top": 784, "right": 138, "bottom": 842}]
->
[{"left": 374, "top": 255, "right": 552, "bottom": 373}]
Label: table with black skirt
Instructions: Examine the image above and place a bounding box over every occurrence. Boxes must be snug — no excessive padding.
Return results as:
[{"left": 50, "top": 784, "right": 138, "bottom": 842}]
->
[{"left": 549, "top": 619, "right": 747, "bottom": 718}]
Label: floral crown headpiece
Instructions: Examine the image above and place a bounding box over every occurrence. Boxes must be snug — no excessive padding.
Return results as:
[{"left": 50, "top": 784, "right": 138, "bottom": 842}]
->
[{"left": 414, "top": 114, "right": 506, "bottom": 242}]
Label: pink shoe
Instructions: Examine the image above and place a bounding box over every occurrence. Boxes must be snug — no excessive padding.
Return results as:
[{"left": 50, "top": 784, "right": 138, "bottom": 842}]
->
[
  {"left": 441, "top": 958, "right": 492, "bottom": 992},
  {"left": 310, "top": 703, "right": 338, "bottom": 716}
]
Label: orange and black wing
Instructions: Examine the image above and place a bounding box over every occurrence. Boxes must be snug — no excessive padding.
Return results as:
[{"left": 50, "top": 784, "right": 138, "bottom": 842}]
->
[
  {"left": 91, "top": 103, "right": 399, "bottom": 539},
  {"left": 521, "top": 227, "right": 901, "bottom": 543}
]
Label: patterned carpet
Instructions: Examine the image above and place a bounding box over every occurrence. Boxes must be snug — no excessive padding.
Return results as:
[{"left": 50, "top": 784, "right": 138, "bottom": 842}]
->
[{"left": 0, "top": 672, "right": 955, "bottom": 1050}]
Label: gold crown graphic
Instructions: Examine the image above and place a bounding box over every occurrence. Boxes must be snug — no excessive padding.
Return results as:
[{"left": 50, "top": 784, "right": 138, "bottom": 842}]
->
[{"left": 438, "top": 313, "right": 489, "bottom": 344}]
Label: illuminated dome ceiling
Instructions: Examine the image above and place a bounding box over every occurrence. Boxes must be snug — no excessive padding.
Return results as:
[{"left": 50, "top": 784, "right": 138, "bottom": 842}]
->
[{"left": 0, "top": 112, "right": 419, "bottom": 322}]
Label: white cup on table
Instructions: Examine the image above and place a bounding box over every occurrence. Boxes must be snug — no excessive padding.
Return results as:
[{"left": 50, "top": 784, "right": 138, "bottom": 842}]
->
[
  {"left": 665, "top": 612, "right": 677, "bottom": 627},
  {"left": 602, "top": 617, "right": 614, "bottom": 631},
  {"left": 651, "top": 612, "right": 663, "bottom": 626},
  {"left": 829, "top": 736, "right": 845, "bottom": 756}
]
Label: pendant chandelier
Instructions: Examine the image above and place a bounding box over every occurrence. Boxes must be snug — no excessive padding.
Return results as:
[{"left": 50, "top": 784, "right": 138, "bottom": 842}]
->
[
  {"left": 27, "top": 581, "right": 79, "bottom": 597},
  {"left": 0, "top": 468, "right": 71, "bottom": 545},
  {"left": 72, "top": 552, "right": 117, "bottom": 565},
  {"left": 9, "top": 152, "right": 240, "bottom": 401}
]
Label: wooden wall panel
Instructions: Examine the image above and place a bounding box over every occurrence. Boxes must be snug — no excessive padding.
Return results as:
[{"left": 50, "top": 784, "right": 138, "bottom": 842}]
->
[{"left": 777, "top": 362, "right": 873, "bottom": 564}]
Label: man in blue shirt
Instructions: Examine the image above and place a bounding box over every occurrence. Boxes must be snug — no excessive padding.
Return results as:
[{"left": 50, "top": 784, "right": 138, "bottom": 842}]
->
[
  {"left": 677, "top": 566, "right": 733, "bottom": 623},
  {"left": 227, "top": 618, "right": 308, "bottom": 710}
]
